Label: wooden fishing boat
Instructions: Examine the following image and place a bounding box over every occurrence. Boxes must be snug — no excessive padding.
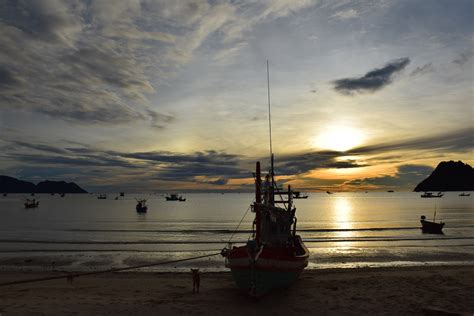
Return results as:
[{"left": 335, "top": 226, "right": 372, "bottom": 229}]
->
[
  {"left": 221, "top": 161, "right": 309, "bottom": 297},
  {"left": 221, "top": 62, "right": 308, "bottom": 297},
  {"left": 136, "top": 199, "right": 148, "bottom": 213},
  {"left": 420, "top": 215, "right": 444, "bottom": 234}
]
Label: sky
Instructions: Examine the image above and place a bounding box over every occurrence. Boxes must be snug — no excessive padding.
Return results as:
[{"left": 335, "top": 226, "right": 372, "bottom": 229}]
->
[{"left": 0, "top": 0, "right": 473, "bottom": 192}]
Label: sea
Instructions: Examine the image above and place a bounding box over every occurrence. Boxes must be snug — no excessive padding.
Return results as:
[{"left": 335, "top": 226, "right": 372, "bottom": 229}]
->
[{"left": 0, "top": 192, "right": 473, "bottom": 272}]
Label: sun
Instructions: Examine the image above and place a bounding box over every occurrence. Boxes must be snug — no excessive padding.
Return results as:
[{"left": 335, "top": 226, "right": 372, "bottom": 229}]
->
[{"left": 313, "top": 125, "right": 365, "bottom": 152}]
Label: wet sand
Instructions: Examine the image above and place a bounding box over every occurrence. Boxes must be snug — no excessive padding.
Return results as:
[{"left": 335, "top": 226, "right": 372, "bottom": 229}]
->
[{"left": 0, "top": 266, "right": 473, "bottom": 315}]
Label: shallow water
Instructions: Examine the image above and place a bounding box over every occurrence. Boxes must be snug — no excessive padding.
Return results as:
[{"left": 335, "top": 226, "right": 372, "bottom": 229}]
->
[{"left": 0, "top": 192, "right": 473, "bottom": 272}]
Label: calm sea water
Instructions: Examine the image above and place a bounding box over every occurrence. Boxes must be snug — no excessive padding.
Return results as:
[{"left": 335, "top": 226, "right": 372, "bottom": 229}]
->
[{"left": 0, "top": 192, "right": 473, "bottom": 272}]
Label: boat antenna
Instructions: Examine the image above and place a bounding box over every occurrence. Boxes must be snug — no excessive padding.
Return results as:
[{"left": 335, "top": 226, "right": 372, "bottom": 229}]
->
[{"left": 267, "top": 60, "right": 274, "bottom": 175}]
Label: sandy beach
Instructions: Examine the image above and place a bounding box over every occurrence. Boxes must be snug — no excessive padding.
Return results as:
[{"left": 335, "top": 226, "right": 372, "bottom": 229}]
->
[{"left": 0, "top": 265, "right": 473, "bottom": 315}]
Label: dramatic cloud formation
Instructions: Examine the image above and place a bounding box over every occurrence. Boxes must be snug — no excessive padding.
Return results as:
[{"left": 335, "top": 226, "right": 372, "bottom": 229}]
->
[{"left": 333, "top": 58, "right": 410, "bottom": 94}]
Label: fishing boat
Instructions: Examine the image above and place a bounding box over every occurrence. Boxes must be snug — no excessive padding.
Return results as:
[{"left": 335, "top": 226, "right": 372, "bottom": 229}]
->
[
  {"left": 136, "top": 199, "right": 148, "bottom": 213},
  {"left": 97, "top": 194, "right": 107, "bottom": 200},
  {"left": 221, "top": 61, "right": 309, "bottom": 297},
  {"left": 420, "top": 215, "right": 444, "bottom": 234},
  {"left": 60, "top": 193, "right": 65, "bottom": 197},
  {"left": 420, "top": 192, "right": 443, "bottom": 198},
  {"left": 459, "top": 192, "right": 470, "bottom": 197},
  {"left": 326, "top": 191, "right": 333, "bottom": 195},
  {"left": 292, "top": 191, "right": 308, "bottom": 199},
  {"left": 24, "top": 199, "right": 39, "bottom": 209},
  {"left": 120, "top": 192, "right": 125, "bottom": 197},
  {"left": 165, "top": 194, "right": 186, "bottom": 201}
]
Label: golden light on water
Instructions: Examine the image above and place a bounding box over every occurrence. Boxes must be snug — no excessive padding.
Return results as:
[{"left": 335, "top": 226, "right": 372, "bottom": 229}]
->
[
  {"left": 313, "top": 125, "right": 365, "bottom": 152},
  {"left": 333, "top": 196, "right": 355, "bottom": 247}
]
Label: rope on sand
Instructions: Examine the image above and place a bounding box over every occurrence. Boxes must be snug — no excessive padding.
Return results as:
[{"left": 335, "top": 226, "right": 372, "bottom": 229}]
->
[{"left": 0, "top": 252, "right": 221, "bottom": 287}]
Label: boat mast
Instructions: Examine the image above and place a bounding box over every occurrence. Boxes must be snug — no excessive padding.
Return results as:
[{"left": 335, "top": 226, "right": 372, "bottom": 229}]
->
[{"left": 267, "top": 60, "right": 274, "bottom": 176}]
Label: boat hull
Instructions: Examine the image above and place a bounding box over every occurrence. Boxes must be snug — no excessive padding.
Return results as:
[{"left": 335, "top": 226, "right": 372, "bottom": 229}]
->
[
  {"left": 224, "top": 237, "right": 309, "bottom": 297},
  {"left": 421, "top": 220, "right": 444, "bottom": 234}
]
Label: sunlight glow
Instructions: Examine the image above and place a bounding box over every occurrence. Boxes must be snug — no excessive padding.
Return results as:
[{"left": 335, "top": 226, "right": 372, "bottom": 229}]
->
[{"left": 313, "top": 126, "right": 365, "bottom": 152}]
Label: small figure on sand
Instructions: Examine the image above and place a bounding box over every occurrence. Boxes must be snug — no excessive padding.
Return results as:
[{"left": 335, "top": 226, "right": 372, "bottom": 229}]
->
[{"left": 191, "top": 268, "right": 200, "bottom": 294}]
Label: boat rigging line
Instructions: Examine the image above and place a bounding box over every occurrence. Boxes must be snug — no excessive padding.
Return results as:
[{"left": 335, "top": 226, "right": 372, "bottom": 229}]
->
[{"left": 0, "top": 252, "right": 221, "bottom": 288}]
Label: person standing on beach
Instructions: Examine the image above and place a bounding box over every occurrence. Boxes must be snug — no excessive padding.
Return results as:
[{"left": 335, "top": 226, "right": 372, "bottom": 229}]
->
[{"left": 191, "top": 269, "right": 200, "bottom": 294}]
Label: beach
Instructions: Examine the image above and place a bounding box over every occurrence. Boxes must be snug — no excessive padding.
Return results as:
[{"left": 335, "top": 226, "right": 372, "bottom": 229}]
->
[{"left": 1, "top": 265, "right": 473, "bottom": 315}]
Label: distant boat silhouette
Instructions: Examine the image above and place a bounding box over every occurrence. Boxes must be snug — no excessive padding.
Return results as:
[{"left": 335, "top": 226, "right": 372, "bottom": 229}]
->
[
  {"left": 421, "top": 192, "right": 443, "bottom": 198},
  {"left": 24, "top": 199, "right": 39, "bottom": 209},
  {"left": 326, "top": 191, "right": 333, "bottom": 194},
  {"left": 97, "top": 194, "right": 107, "bottom": 200},
  {"left": 120, "top": 192, "right": 125, "bottom": 197},
  {"left": 136, "top": 199, "right": 148, "bottom": 213},
  {"left": 420, "top": 211, "right": 444, "bottom": 234},
  {"left": 293, "top": 191, "right": 308, "bottom": 199},
  {"left": 387, "top": 190, "right": 394, "bottom": 193},
  {"left": 166, "top": 194, "right": 186, "bottom": 201},
  {"left": 459, "top": 192, "right": 470, "bottom": 196}
]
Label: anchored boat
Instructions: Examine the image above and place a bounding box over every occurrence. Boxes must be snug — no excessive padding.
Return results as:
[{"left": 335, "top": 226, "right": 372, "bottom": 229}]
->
[
  {"left": 221, "top": 61, "right": 308, "bottom": 297},
  {"left": 136, "top": 199, "right": 148, "bottom": 213},
  {"left": 165, "top": 194, "right": 186, "bottom": 201}
]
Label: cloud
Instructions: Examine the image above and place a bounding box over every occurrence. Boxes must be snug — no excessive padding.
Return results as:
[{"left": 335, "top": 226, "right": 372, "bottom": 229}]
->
[
  {"left": 330, "top": 9, "right": 359, "bottom": 20},
  {"left": 333, "top": 57, "right": 410, "bottom": 94},
  {"left": 410, "top": 63, "right": 434, "bottom": 76},
  {"left": 348, "top": 128, "right": 473, "bottom": 155},
  {"left": 452, "top": 52, "right": 474, "bottom": 66},
  {"left": 345, "top": 164, "right": 433, "bottom": 189}
]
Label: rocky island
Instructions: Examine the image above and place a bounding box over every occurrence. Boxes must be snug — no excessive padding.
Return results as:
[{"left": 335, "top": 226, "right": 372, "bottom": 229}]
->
[
  {"left": 414, "top": 161, "right": 474, "bottom": 192},
  {"left": 0, "top": 176, "right": 87, "bottom": 193}
]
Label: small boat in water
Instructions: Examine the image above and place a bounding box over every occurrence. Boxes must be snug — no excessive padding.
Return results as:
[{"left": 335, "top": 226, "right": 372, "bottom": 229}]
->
[
  {"left": 420, "top": 215, "right": 444, "bottom": 234},
  {"left": 387, "top": 190, "right": 394, "bottom": 193},
  {"left": 24, "top": 199, "right": 39, "bottom": 209},
  {"left": 292, "top": 191, "right": 308, "bottom": 199},
  {"left": 136, "top": 199, "right": 148, "bottom": 213},
  {"left": 97, "top": 194, "right": 107, "bottom": 200},
  {"left": 421, "top": 192, "right": 443, "bottom": 198},
  {"left": 2, "top": 193, "right": 6, "bottom": 197},
  {"left": 165, "top": 194, "right": 186, "bottom": 201},
  {"left": 326, "top": 191, "right": 333, "bottom": 194},
  {"left": 459, "top": 192, "right": 470, "bottom": 197},
  {"left": 120, "top": 192, "right": 125, "bottom": 197},
  {"left": 60, "top": 193, "right": 65, "bottom": 197}
]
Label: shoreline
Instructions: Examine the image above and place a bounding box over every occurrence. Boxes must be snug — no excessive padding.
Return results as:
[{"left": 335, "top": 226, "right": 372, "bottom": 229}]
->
[{"left": 1, "top": 265, "right": 473, "bottom": 315}]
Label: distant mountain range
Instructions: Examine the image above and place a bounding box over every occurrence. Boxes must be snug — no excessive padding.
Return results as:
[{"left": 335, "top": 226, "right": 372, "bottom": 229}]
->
[
  {"left": 0, "top": 176, "right": 87, "bottom": 193},
  {"left": 414, "top": 161, "right": 474, "bottom": 192}
]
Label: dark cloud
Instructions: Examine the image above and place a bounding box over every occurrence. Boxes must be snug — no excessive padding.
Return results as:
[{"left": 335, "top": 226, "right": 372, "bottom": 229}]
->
[
  {"left": 345, "top": 164, "right": 433, "bottom": 189},
  {"left": 410, "top": 63, "right": 434, "bottom": 76},
  {"left": 0, "top": 66, "right": 22, "bottom": 89},
  {"left": 348, "top": 128, "right": 473, "bottom": 155},
  {"left": 274, "top": 150, "right": 367, "bottom": 176},
  {"left": 453, "top": 52, "right": 473, "bottom": 66},
  {"left": 333, "top": 58, "right": 410, "bottom": 94}
]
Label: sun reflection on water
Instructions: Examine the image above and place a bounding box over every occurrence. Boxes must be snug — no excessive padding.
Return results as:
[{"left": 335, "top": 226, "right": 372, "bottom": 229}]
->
[{"left": 333, "top": 196, "right": 355, "bottom": 247}]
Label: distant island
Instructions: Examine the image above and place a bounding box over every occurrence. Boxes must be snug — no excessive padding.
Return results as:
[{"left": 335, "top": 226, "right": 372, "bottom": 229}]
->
[
  {"left": 414, "top": 161, "right": 474, "bottom": 192},
  {"left": 0, "top": 176, "right": 87, "bottom": 193}
]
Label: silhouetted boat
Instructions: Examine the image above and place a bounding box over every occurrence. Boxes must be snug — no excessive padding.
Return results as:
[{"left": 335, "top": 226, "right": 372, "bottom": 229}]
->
[
  {"left": 120, "top": 192, "right": 125, "bottom": 197},
  {"left": 221, "top": 61, "right": 308, "bottom": 297},
  {"left": 420, "top": 215, "right": 444, "bottom": 234},
  {"left": 293, "top": 191, "right": 308, "bottom": 199},
  {"left": 459, "top": 192, "right": 470, "bottom": 197},
  {"left": 136, "top": 199, "right": 148, "bottom": 213},
  {"left": 3, "top": 193, "right": 6, "bottom": 197},
  {"left": 421, "top": 192, "right": 443, "bottom": 198},
  {"left": 387, "top": 190, "right": 394, "bottom": 193},
  {"left": 97, "top": 194, "right": 107, "bottom": 200},
  {"left": 165, "top": 194, "right": 186, "bottom": 201},
  {"left": 326, "top": 191, "right": 333, "bottom": 194},
  {"left": 24, "top": 199, "right": 39, "bottom": 209},
  {"left": 60, "top": 193, "right": 65, "bottom": 197}
]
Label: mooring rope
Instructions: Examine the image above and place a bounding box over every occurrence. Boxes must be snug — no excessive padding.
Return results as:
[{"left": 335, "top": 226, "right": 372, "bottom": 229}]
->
[
  {"left": 0, "top": 252, "right": 221, "bottom": 287},
  {"left": 227, "top": 202, "right": 253, "bottom": 244}
]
